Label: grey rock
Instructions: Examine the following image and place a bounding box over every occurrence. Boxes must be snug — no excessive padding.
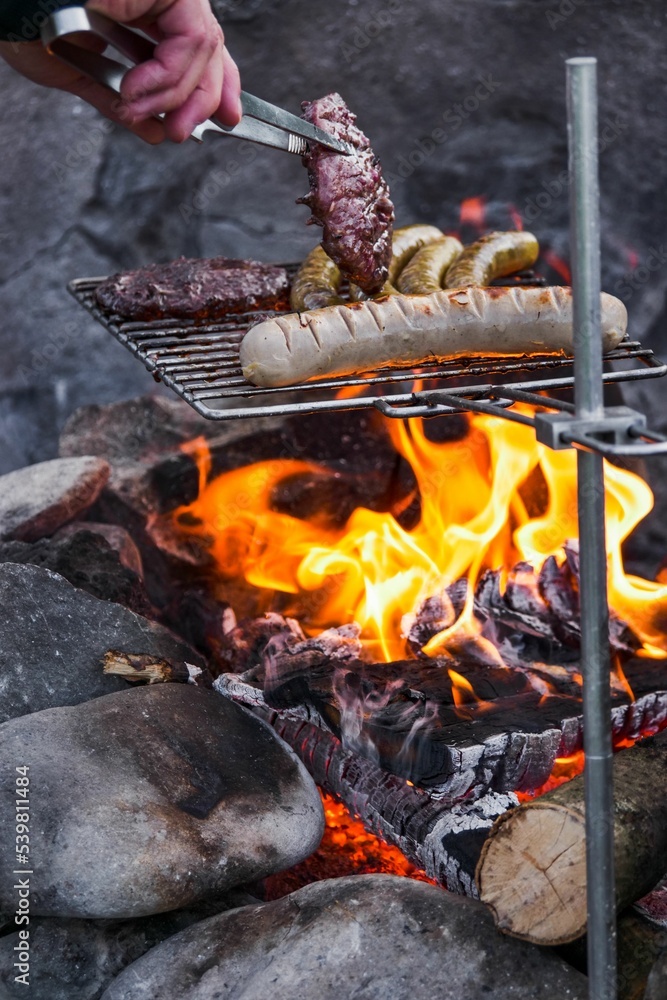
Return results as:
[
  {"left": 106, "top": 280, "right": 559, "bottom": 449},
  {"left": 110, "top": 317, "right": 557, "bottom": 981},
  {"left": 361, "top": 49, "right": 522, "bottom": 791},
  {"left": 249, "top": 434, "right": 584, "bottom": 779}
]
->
[
  {"left": 0, "top": 524, "right": 152, "bottom": 616},
  {"left": 58, "top": 394, "right": 283, "bottom": 517},
  {"left": 0, "top": 684, "right": 324, "bottom": 919},
  {"left": 645, "top": 948, "right": 667, "bottom": 1000},
  {"left": 0, "top": 562, "right": 203, "bottom": 723},
  {"left": 0, "top": 891, "right": 259, "bottom": 1000},
  {"left": 56, "top": 521, "right": 144, "bottom": 577},
  {"left": 0, "top": 456, "right": 109, "bottom": 542},
  {"left": 100, "top": 874, "right": 588, "bottom": 1000}
]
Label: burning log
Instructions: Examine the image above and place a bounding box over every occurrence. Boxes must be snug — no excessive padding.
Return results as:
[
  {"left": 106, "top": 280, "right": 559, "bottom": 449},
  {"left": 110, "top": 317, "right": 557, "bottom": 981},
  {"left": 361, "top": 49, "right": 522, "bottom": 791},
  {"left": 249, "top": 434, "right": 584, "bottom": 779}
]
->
[
  {"left": 407, "top": 549, "right": 641, "bottom": 663},
  {"left": 475, "top": 729, "right": 667, "bottom": 945},
  {"left": 255, "top": 618, "right": 667, "bottom": 796},
  {"left": 248, "top": 703, "right": 517, "bottom": 896}
]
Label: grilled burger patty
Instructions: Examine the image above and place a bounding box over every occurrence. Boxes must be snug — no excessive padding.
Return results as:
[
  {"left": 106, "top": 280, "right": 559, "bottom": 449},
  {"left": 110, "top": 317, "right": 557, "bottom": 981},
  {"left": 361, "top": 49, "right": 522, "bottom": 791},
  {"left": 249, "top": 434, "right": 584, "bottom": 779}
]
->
[
  {"left": 94, "top": 257, "right": 290, "bottom": 321},
  {"left": 298, "top": 93, "right": 394, "bottom": 296}
]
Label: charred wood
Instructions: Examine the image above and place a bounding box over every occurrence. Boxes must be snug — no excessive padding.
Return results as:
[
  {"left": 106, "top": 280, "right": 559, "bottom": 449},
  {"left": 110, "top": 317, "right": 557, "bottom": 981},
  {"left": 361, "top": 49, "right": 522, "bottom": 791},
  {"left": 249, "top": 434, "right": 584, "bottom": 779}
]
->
[
  {"left": 102, "top": 650, "right": 212, "bottom": 687},
  {"left": 250, "top": 704, "right": 516, "bottom": 896},
  {"left": 253, "top": 622, "right": 667, "bottom": 795}
]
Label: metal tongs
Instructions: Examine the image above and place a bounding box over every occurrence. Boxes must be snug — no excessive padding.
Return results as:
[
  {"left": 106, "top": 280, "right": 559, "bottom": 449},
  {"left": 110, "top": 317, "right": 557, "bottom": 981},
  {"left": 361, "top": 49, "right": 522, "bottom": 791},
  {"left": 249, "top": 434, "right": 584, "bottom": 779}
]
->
[{"left": 41, "top": 7, "right": 352, "bottom": 156}]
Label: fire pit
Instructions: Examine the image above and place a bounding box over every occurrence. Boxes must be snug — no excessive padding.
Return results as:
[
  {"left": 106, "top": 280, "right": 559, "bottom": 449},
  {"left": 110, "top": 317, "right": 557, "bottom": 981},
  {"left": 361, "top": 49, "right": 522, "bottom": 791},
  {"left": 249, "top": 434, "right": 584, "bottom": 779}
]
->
[
  {"left": 15, "top": 60, "right": 652, "bottom": 996},
  {"left": 46, "top": 58, "right": 667, "bottom": 1000},
  {"left": 3, "top": 37, "right": 667, "bottom": 1000}
]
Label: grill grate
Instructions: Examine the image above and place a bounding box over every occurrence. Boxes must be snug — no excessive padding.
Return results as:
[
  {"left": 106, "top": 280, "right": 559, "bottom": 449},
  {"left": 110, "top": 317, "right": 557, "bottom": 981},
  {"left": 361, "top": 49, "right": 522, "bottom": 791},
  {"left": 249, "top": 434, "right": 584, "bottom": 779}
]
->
[{"left": 69, "top": 271, "right": 667, "bottom": 423}]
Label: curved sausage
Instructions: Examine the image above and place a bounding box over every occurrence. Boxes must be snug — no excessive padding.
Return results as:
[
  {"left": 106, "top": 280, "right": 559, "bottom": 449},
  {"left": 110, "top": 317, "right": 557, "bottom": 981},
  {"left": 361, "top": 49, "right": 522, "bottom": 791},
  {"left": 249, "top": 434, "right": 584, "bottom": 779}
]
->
[
  {"left": 349, "top": 223, "right": 445, "bottom": 300},
  {"left": 396, "top": 237, "right": 464, "bottom": 294},
  {"left": 290, "top": 245, "right": 344, "bottom": 311},
  {"left": 445, "top": 231, "right": 539, "bottom": 288}
]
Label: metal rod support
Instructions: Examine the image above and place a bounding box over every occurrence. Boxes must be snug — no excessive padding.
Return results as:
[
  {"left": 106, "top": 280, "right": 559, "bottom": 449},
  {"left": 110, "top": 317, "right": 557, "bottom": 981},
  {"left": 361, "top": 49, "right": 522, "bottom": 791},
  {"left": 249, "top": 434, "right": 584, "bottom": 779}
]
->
[{"left": 567, "top": 56, "right": 617, "bottom": 1000}]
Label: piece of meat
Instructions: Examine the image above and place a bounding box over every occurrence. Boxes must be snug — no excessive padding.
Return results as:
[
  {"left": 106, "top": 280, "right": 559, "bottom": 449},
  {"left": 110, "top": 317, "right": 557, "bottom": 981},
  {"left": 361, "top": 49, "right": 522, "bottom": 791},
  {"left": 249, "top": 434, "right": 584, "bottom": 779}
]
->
[
  {"left": 94, "top": 257, "right": 290, "bottom": 321},
  {"left": 298, "top": 93, "right": 394, "bottom": 295}
]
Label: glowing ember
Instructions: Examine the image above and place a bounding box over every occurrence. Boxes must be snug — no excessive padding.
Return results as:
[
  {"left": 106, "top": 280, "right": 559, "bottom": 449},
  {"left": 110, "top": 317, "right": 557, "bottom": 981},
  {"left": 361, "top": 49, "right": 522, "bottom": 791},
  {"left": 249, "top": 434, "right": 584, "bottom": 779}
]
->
[
  {"left": 173, "top": 406, "right": 667, "bottom": 668},
  {"left": 262, "top": 791, "right": 434, "bottom": 900}
]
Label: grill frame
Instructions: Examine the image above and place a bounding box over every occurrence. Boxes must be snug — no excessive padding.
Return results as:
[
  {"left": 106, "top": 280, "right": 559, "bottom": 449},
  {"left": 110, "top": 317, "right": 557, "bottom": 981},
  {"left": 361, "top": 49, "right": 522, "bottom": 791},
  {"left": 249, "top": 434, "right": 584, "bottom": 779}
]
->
[{"left": 69, "top": 272, "right": 667, "bottom": 423}]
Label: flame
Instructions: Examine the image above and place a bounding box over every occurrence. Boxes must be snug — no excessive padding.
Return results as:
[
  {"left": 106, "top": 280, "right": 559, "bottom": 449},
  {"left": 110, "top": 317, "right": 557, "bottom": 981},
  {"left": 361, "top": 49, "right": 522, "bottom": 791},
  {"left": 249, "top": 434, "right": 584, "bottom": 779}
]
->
[
  {"left": 448, "top": 668, "right": 493, "bottom": 715},
  {"left": 173, "top": 405, "right": 667, "bottom": 666},
  {"left": 508, "top": 204, "right": 524, "bottom": 231},
  {"left": 541, "top": 248, "right": 572, "bottom": 284},
  {"left": 516, "top": 751, "right": 586, "bottom": 801},
  {"left": 459, "top": 196, "right": 486, "bottom": 231}
]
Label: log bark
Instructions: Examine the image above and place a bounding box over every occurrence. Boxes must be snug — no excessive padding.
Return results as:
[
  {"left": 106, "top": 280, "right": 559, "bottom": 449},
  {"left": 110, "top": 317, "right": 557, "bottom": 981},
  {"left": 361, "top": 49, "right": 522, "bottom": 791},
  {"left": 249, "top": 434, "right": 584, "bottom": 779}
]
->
[
  {"left": 475, "top": 729, "right": 667, "bottom": 945},
  {"left": 102, "top": 650, "right": 212, "bottom": 687}
]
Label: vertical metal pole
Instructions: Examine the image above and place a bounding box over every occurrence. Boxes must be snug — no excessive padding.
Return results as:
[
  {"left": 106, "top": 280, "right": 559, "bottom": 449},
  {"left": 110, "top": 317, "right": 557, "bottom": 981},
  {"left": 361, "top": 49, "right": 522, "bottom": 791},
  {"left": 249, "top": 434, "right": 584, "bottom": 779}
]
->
[{"left": 567, "top": 57, "right": 617, "bottom": 1000}]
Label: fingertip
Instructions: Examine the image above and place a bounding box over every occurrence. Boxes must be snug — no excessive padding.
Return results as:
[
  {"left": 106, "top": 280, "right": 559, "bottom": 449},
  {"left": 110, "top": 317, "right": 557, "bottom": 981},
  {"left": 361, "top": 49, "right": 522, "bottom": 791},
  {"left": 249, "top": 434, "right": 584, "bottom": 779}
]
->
[{"left": 162, "top": 111, "right": 193, "bottom": 144}]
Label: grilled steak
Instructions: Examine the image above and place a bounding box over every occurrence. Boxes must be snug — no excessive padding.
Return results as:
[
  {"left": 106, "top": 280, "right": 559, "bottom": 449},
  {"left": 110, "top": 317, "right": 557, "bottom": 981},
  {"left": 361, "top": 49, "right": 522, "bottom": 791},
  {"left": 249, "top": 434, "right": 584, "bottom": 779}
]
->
[
  {"left": 94, "top": 257, "right": 290, "bottom": 321},
  {"left": 298, "top": 93, "right": 394, "bottom": 295}
]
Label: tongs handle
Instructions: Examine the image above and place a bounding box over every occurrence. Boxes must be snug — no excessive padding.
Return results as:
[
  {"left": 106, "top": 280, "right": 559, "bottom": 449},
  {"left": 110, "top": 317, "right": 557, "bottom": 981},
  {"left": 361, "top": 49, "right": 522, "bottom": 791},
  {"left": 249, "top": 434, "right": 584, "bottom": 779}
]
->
[{"left": 42, "top": 8, "right": 154, "bottom": 93}]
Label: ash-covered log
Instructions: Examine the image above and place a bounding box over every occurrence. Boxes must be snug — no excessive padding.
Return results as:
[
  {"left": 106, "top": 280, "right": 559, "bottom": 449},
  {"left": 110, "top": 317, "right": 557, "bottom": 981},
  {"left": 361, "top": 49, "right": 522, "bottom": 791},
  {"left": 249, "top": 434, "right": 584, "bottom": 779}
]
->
[
  {"left": 247, "top": 702, "right": 516, "bottom": 896},
  {"left": 476, "top": 729, "right": 667, "bottom": 945},
  {"left": 251, "top": 618, "right": 667, "bottom": 797}
]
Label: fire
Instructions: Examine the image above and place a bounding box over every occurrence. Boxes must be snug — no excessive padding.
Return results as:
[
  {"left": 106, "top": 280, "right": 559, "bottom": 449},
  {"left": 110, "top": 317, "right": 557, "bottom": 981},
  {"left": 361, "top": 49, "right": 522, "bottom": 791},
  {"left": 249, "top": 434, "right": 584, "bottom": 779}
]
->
[
  {"left": 459, "top": 196, "right": 486, "bottom": 231},
  {"left": 541, "top": 248, "right": 572, "bottom": 284},
  {"left": 173, "top": 405, "right": 667, "bottom": 666},
  {"left": 448, "top": 668, "right": 493, "bottom": 715},
  {"left": 262, "top": 791, "right": 434, "bottom": 899}
]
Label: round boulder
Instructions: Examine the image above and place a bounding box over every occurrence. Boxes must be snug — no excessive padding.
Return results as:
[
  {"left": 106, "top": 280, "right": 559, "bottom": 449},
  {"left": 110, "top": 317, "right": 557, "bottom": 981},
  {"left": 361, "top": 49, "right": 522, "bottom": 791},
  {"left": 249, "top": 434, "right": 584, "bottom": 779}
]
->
[
  {"left": 0, "top": 685, "right": 323, "bottom": 920},
  {"left": 100, "top": 874, "right": 588, "bottom": 1000}
]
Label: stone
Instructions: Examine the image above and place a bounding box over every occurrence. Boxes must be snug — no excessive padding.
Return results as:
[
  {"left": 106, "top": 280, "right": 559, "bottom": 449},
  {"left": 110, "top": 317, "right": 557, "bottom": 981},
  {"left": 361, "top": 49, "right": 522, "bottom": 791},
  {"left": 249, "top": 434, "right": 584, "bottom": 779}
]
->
[
  {"left": 0, "top": 524, "right": 152, "bottom": 616},
  {"left": 0, "top": 891, "right": 258, "bottom": 1000},
  {"left": 100, "top": 874, "right": 588, "bottom": 1000},
  {"left": 58, "top": 395, "right": 284, "bottom": 517},
  {"left": 0, "top": 684, "right": 324, "bottom": 920},
  {"left": 0, "top": 456, "right": 109, "bottom": 542},
  {"left": 645, "top": 949, "right": 667, "bottom": 1000},
  {"left": 56, "top": 521, "right": 144, "bottom": 576},
  {"left": 0, "top": 562, "right": 204, "bottom": 723}
]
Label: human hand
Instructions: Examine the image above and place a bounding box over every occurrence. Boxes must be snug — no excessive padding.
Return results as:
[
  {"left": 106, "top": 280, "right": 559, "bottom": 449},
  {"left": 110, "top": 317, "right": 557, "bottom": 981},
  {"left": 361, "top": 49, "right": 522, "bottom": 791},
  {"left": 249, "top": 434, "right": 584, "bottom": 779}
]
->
[{"left": 0, "top": 0, "right": 242, "bottom": 144}]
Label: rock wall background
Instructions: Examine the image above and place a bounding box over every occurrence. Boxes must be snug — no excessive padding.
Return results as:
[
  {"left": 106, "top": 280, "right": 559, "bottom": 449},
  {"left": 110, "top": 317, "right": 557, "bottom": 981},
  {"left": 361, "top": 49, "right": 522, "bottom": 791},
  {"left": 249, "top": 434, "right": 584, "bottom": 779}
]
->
[{"left": 1, "top": 0, "right": 666, "bottom": 557}]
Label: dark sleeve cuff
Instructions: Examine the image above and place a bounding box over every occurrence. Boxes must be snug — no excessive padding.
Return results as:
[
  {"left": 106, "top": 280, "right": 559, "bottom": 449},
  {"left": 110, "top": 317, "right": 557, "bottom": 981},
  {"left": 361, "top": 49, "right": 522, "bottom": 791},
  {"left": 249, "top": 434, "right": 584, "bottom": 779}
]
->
[{"left": 0, "top": 1, "right": 84, "bottom": 43}]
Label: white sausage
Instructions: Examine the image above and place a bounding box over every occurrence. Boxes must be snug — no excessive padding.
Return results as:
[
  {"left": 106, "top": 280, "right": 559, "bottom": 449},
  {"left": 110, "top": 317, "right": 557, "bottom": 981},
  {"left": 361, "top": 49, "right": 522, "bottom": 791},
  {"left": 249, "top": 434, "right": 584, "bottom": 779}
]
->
[{"left": 240, "top": 286, "right": 627, "bottom": 388}]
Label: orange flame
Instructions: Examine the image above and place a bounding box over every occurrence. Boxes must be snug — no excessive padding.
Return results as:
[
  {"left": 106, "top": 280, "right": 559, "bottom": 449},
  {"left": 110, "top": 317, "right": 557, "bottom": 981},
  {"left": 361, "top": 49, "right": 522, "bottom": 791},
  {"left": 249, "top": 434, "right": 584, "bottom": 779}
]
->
[
  {"left": 459, "top": 196, "right": 486, "bottom": 231},
  {"left": 173, "top": 405, "right": 667, "bottom": 666},
  {"left": 541, "top": 249, "right": 572, "bottom": 284},
  {"left": 508, "top": 204, "right": 524, "bottom": 231}
]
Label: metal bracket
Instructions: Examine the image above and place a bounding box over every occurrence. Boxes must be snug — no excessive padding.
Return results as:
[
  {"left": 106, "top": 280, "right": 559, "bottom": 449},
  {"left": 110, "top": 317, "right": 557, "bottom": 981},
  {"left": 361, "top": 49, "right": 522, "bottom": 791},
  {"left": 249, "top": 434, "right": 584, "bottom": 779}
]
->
[
  {"left": 534, "top": 405, "right": 667, "bottom": 456},
  {"left": 535, "top": 405, "right": 646, "bottom": 450}
]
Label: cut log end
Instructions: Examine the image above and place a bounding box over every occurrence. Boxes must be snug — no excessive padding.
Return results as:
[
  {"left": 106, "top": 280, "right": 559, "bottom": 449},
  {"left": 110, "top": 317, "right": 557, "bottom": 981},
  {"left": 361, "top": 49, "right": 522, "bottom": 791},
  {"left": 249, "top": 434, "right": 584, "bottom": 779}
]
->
[{"left": 476, "top": 803, "right": 587, "bottom": 945}]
